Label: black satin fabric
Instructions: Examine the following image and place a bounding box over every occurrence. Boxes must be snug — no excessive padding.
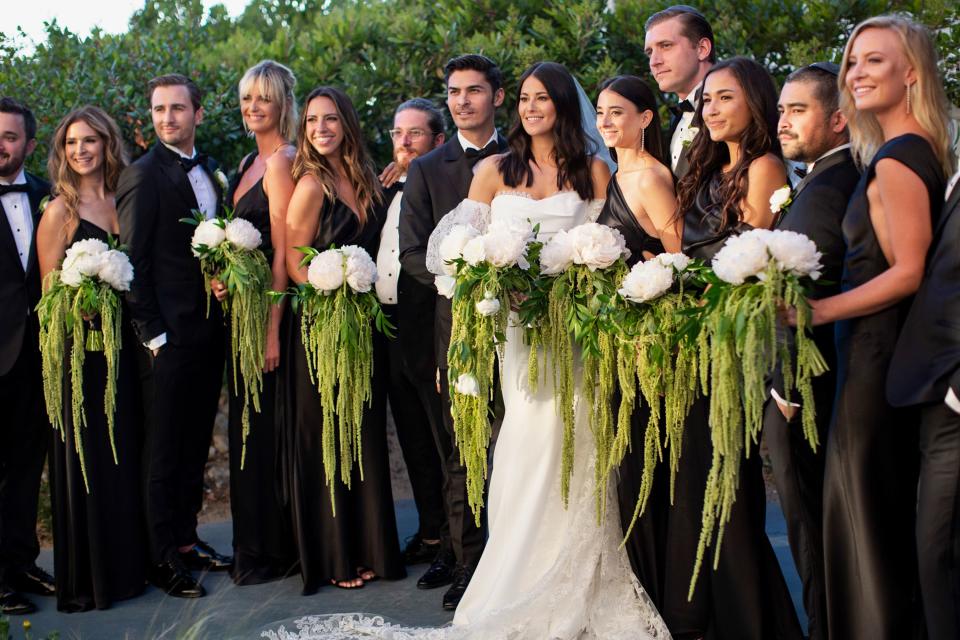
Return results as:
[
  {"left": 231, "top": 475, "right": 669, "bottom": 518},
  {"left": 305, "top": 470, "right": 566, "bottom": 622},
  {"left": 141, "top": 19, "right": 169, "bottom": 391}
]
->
[
  {"left": 824, "top": 134, "right": 945, "bottom": 639},
  {"left": 282, "top": 196, "right": 404, "bottom": 593},
  {"left": 50, "top": 219, "right": 147, "bottom": 612},
  {"left": 597, "top": 175, "right": 666, "bottom": 266},
  {"left": 226, "top": 154, "right": 296, "bottom": 585},
  {"left": 681, "top": 173, "right": 753, "bottom": 262}
]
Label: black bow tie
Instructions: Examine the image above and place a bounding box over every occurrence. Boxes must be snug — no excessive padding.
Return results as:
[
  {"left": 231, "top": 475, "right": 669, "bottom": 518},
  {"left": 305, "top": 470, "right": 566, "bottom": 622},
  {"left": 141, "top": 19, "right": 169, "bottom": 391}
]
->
[
  {"left": 669, "top": 100, "right": 696, "bottom": 118},
  {"left": 793, "top": 166, "right": 808, "bottom": 180},
  {"left": 0, "top": 183, "right": 29, "bottom": 196},
  {"left": 178, "top": 154, "right": 207, "bottom": 172},
  {"left": 463, "top": 141, "right": 499, "bottom": 165}
]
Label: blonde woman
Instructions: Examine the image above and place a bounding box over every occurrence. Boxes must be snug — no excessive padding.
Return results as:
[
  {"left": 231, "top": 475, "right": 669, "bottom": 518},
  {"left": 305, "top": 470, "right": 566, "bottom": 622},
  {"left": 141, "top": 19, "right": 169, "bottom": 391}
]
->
[
  {"left": 790, "top": 15, "right": 952, "bottom": 639},
  {"left": 36, "top": 106, "right": 147, "bottom": 612}
]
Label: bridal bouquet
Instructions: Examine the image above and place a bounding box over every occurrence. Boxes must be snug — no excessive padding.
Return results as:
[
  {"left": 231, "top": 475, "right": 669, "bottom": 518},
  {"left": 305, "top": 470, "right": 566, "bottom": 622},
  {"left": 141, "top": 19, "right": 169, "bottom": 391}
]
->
[
  {"left": 37, "top": 237, "right": 133, "bottom": 492},
  {"left": 183, "top": 210, "right": 272, "bottom": 468},
  {"left": 535, "top": 222, "right": 630, "bottom": 510},
  {"left": 441, "top": 218, "right": 540, "bottom": 524},
  {"left": 691, "top": 228, "right": 827, "bottom": 596},
  {"left": 612, "top": 253, "right": 709, "bottom": 538},
  {"left": 286, "top": 245, "right": 393, "bottom": 513}
]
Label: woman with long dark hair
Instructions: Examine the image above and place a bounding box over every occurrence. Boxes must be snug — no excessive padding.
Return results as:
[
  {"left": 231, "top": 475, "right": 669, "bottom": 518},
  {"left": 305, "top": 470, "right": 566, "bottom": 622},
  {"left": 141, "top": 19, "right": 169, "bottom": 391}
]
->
[
  {"left": 283, "top": 86, "right": 404, "bottom": 594},
  {"left": 666, "top": 57, "right": 803, "bottom": 639},
  {"left": 36, "top": 106, "right": 147, "bottom": 611}
]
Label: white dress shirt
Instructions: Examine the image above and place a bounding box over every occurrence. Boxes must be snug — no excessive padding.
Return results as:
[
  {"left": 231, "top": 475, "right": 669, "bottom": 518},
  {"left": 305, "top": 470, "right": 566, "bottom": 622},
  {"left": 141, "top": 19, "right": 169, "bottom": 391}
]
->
[
  {"left": 162, "top": 142, "right": 218, "bottom": 219},
  {"left": 375, "top": 179, "right": 405, "bottom": 305},
  {"left": 946, "top": 169, "right": 959, "bottom": 203},
  {"left": 669, "top": 81, "right": 703, "bottom": 172},
  {"left": 0, "top": 168, "right": 33, "bottom": 271}
]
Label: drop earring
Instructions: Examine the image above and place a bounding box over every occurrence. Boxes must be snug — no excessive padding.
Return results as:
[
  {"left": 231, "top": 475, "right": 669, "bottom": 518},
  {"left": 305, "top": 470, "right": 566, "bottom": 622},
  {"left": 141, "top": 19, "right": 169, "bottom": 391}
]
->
[
  {"left": 906, "top": 82, "right": 912, "bottom": 114},
  {"left": 640, "top": 127, "right": 645, "bottom": 154}
]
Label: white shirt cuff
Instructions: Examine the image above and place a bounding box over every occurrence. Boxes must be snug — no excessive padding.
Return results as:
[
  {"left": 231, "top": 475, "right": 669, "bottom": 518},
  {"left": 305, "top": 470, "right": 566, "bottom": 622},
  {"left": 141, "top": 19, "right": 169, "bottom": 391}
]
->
[
  {"left": 144, "top": 333, "right": 167, "bottom": 351},
  {"left": 945, "top": 388, "right": 960, "bottom": 415},
  {"left": 770, "top": 387, "right": 801, "bottom": 409}
]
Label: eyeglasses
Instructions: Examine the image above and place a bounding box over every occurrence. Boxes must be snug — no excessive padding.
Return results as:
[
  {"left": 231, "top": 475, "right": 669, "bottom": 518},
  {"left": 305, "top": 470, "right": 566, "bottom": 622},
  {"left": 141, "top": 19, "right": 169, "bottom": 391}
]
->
[{"left": 389, "top": 128, "right": 433, "bottom": 141}]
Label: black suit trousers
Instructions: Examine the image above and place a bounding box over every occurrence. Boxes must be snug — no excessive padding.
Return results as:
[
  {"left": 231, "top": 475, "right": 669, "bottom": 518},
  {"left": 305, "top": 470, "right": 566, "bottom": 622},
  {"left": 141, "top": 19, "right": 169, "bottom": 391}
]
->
[
  {"left": 142, "top": 339, "right": 224, "bottom": 563},
  {"left": 0, "top": 323, "right": 47, "bottom": 588},
  {"left": 916, "top": 400, "right": 960, "bottom": 640},
  {"left": 382, "top": 305, "right": 446, "bottom": 542}
]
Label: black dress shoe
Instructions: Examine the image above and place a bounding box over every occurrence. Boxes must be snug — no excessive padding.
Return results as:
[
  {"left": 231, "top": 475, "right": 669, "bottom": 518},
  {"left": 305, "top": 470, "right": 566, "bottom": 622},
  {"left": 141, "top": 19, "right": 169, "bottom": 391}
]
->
[
  {"left": 403, "top": 534, "right": 441, "bottom": 565},
  {"left": 442, "top": 564, "right": 474, "bottom": 610},
  {"left": 0, "top": 590, "right": 36, "bottom": 615},
  {"left": 417, "top": 550, "right": 455, "bottom": 590},
  {"left": 180, "top": 540, "right": 233, "bottom": 572},
  {"left": 9, "top": 565, "right": 55, "bottom": 596},
  {"left": 150, "top": 558, "right": 205, "bottom": 598}
]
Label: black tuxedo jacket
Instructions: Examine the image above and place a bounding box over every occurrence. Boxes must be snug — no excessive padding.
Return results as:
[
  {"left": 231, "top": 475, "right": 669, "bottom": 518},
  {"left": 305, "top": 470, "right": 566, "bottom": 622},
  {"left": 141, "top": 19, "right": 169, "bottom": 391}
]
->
[
  {"left": 117, "top": 143, "right": 224, "bottom": 347},
  {"left": 0, "top": 171, "right": 50, "bottom": 375},
  {"left": 398, "top": 135, "right": 506, "bottom": 369},
  {"left": 668, "top": 113, "right": 691, "bottom": 180},
  {"left": 887, "top": 177, "right": 960, "bottom": 406}
]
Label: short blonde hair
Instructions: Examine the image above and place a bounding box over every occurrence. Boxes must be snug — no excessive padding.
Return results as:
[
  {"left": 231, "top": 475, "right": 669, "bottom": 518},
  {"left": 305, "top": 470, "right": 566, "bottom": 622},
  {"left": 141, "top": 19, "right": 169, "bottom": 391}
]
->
[
  {"left": 238, "top": 60, "right": 298, "bottom": 142},
  {"left": 840, "top": 15, "right": 955, "bottom": 177}
]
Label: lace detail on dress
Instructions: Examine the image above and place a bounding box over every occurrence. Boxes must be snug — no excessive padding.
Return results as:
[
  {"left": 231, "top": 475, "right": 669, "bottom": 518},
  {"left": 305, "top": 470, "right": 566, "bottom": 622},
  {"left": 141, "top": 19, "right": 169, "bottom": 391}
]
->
[
  {"left": 586, "top": 198, "right": 605, "bottom": 222},
  {"left": 425, "top": 199, "right": 492, "bottom": 276}
]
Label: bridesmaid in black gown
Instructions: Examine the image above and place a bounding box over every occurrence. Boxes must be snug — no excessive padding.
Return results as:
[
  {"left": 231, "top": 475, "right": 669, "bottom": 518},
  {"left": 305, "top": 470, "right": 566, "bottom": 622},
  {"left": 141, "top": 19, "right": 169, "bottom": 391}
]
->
[
  {"left": 283, "top": 86, "right": 404, "bottom": 594},
  {"left": 215, "top": 60, "right": 299, "bottom": 586},
  {"left": 595, "top": 75, "right": 681, "bottom": 608},
  {"left": 670, "top": 58, "right": 802, "bottom": 639},
  {"left": 804, "top": 19, "right": 950, "bottom": 639},
  {"left": 36, "top": 107, "right": 146, "bottom": 612}
]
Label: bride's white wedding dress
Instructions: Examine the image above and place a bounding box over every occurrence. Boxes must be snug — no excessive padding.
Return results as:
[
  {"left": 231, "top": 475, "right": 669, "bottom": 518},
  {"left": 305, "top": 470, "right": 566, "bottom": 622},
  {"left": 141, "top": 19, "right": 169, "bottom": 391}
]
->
[{"left": 262, "top": 192, "right": 670, "bottom": 640}]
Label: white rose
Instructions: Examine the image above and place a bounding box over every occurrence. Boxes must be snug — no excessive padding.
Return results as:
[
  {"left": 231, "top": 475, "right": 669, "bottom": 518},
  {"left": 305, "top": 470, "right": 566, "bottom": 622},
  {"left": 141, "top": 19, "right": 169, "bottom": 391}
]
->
[
  {"left": 540, "top": 229, "right": 575, "bottom": 275},
  {"left": 191, "top": 219, "right": 226, "bottom": 256},
  {"left": 618, "top": 259, "right": 674, "bottom": 303},
  {"left": 711, "top": 229, "right": 773, "bottom": 285},
  {"left": 435, "top": 275, "right": 456, "bottom": 299},
  {"left": 454, "top": 373, "right": 480, "bottom": 397},
  {"left": 679, "top": 126, "right": 699, "bottom": 147},
  {"left": 438, "top": 224, "right": 481, "bottom": 275},
  {"left": 655, "top": 252, "right": 692, "bottom": 272},
  {"left": 569, "top": 223, "right": 630, "bottom": 271},
  {"left": 765, "top": 229, "right": 822, "bottom": 280},
  {"left": 97, "top": 250, "right": 134, "bottom": 291},
  {"left": 225, "top": 218, "right": 262, "bottom": 250},
  {"left": 769, "top": 185, "right": 792, "bottom": 214},
  {"left": 461, "top": 236, "right": 487, "bottom": 266},
  {"left": 306, "top": 249, "right": 345, "bottom": 291},
  {"left": 342, "top": 245, "right": 378, "bottom": 292},
  {"left": 475, "top": 291, "right": 501, "bottom": 316}
]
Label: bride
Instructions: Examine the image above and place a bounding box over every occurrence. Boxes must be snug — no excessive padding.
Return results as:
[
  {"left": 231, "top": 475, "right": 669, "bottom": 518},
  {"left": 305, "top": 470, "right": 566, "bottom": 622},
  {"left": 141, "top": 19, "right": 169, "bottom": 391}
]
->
[{"left": 263, "top": 61, "right": 670, "bottom": 640}]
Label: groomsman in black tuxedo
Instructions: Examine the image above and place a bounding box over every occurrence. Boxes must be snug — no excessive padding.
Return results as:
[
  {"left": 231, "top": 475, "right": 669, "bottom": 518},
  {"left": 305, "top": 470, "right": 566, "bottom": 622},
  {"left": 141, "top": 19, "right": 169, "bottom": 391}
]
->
[
  {"left": 887, "top": 170, "right": 960, "bottom": 640},
  {"left": 764, "top": 62, "right": 859, "bottom": 640},
  {"left": 644, "top": 5, "right": 715, "bottom": 178},
  {"left": 376, "top": 98, "right": 448, "bottom": 566},
  {"left": 117, "top": 74, "right": 232, "bottom": 598},
  {"left": 399, "top": 54, "right": 506, "bottom": 610},
  {"left": 0, "top": 98, "right": 55, "bottom": 616}
]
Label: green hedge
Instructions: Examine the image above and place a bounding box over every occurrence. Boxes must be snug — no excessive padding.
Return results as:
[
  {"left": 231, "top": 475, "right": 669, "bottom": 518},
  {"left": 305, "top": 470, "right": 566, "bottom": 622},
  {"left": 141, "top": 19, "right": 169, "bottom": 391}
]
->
[{"left": 1, "top": 0, "right": 957, "bottom": 175}]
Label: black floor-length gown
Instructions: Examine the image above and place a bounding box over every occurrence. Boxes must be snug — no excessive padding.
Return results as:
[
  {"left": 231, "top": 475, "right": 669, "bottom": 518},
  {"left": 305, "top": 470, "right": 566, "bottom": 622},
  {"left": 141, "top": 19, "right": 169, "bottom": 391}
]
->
[
  {"left": 823, "top": 134, "right": 944, "bottom": 639},
  {"left": 227, "top": 153, "right": 297, "bottom": 585},
  {"left": 664, "top": 172, "right": 803, "bottom": 639},
  {"left": 597, "top": 175, "right": 668, "bottom": 607},
  {"left": 50, "top": 219, "right": 146, "bottom": 612},
  {"left": 284, "top": 196, "right": 405, "bottom": 594}
]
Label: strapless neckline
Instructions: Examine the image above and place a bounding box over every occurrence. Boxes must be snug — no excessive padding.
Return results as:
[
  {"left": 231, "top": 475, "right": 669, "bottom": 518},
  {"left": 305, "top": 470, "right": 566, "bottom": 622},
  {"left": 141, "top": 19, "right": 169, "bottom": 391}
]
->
[{"left": 492, "top": 190, "right": 578, "bottom": 204}]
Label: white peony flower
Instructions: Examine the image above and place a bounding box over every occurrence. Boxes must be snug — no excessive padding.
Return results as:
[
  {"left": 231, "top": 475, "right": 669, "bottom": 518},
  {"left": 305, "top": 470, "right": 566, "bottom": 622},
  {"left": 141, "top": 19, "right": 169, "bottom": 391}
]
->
[
  {"left": 461, "top": 236, "right": 487, "bottom": 266},
  {"left": 765, "top": 230, "right": 822, "bottom": 280},
  {"left": 769, "top": 185, "right": 792, "bottom": 214},
  {"left": 655, "top": 252, "right": 692, "bottom": 272},
  {"left": 191, "top": 219, "right": 226, "bottom": 256},
  {"left": 225, "top": 218, "right": 262, "bottom": 250},
  {"left": 307, "top": 249, "right": 345, "bottom": 291},
  {"left": 438, "top": 224, "right": 481, "bottom": 275},
  {"left": 66, "top": 238, "right": 109, "bottom": 258},
  {"left": 618, "top": 259, "right": 674, "bottom": 303},
  {"left": 60, "top": 238, "right": 109, "bottom": 286},
  {"left": 568, "top": 223, "right": 630, "bottom": 271},
  {"left": 540, "top": 229, "right": 575, "bottom": 275},
  {"left": 454, "top": 373, "right": 480, "bottom": 396},
  {"left": 475, "top": 291, "right": 501, "bottom": 316},
  {"left": 341, "top": 245, "right": 379, "bottom": 293},
  {"left": 711, "top": 229, "right": 773, "bottom": 284},
  {"left": 435, "top": 275, "right": 456, "bottom": 299},
  {"left": 97, "top": 250, "right": 134, "bottom": 291},
  {"left": 482, "top": 219, "right": 530, "bottom": 268}
]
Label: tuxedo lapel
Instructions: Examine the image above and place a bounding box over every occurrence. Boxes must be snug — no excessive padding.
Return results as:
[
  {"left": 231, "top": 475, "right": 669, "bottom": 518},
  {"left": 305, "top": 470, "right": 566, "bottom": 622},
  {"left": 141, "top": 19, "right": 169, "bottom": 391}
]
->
[
  {"left": 441, "top": 139, "right": 475, "bottom": 203},
  {"left": 0, "top": 199, "right": 23, "bottom": 275},
  {"left": 793, "top": 149, "right": 851, "bottom": 199},
  {"left": 201, "top": 156, "right": 224, "bottom": 214},
  {"left": 934, "top": 179, "right": 960, "bottom": 238},
  {"left": 155, "top": 145, "right": 200, "bottom": 213},
  {"left": 24, "top": 173, "right": 48, "bottom": 278}
]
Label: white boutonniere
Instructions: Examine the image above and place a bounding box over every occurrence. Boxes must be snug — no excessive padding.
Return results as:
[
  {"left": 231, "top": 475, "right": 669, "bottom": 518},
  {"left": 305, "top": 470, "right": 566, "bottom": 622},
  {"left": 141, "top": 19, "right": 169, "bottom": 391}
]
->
[
  {"left": 214, "top": 169, "right": 229, "bottom": 192},
  {"left": 679, "top": 126, "right": 699, "bottom": 148},
  {"left": 769, "top": 184, "right": 793, "bottom": 216}
]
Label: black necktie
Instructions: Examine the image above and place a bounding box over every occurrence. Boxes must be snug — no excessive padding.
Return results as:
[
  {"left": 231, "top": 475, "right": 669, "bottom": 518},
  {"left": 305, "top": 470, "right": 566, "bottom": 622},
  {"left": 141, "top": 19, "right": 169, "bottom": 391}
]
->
[
  {"left": 0, "top": 183, "right": 29, "bottom": 196},
  {"left": 793, "top": 166, "right": 808, "bottom": 180},
  {"left": 463, "top": 141, "right": 499, "bottom": 166},
  {"left": 178, "top": 154, "right": 207, "bottom": 172}
]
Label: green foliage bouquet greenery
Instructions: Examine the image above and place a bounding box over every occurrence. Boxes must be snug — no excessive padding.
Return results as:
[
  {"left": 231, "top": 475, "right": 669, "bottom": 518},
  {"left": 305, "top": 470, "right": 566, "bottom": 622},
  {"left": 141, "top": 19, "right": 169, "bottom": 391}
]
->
[
  {"left": 37, "top": 236, "right": 133, "bottom": 492},
  {"left": 184, "top": 210, "right": 271, "bottom": 468}
]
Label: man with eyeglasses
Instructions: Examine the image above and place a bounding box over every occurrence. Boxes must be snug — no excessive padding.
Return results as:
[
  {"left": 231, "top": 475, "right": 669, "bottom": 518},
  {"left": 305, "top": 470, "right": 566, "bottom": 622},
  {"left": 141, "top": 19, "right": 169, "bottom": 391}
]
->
[{"left": 375, "top": 98, "right": 449, "bottom": 571}]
